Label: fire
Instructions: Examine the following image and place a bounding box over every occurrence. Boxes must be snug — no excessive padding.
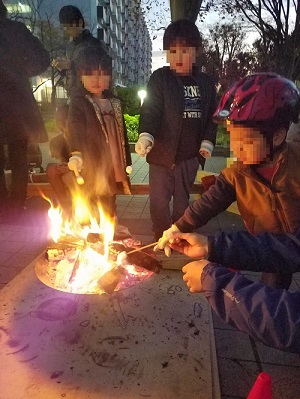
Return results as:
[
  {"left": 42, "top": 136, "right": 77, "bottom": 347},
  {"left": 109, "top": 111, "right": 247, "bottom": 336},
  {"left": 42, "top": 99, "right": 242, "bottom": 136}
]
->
[
  {"left": 46, "top": 194, "right": 114, "bottom": 246},
  {"left": 45, "top": 193, "right": 116, "bottom": 291},
  {"left": 38, "top": 191, "right": 158, "bottom": 295}
]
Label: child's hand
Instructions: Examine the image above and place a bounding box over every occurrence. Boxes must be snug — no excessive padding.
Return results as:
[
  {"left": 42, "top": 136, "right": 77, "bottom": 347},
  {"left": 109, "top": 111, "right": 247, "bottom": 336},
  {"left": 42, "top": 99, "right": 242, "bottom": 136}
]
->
[
  {"left": 154, "top": 224, "right": 180, "bottom": 257},
  {"left": 135, "top": 133, "right": 154, "bottom": 156},
  {"left": 199, "top": 149, "right": 210, "bottom": 158},
  {"left": 182, "top": 260, "right": 210, "bottom": 293},
  {"left": 169, "top": 232, "right": 208, "bottom": 259},
  {"left": 68, "top": 154, "right": 83, "bottom": 172},
  {"left": 199, "top": 140, "right": 214, "bottom": 159}
]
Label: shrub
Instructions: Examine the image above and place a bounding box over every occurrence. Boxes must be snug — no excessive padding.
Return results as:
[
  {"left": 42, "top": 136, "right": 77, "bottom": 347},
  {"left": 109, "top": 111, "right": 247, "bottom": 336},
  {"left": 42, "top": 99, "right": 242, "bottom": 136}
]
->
[
  {"left": 216, "top": 124, "right": 230, "bottom": 147},
  {"left": 123, "top": 114, "right": 231, "bottom": 146},
  {"left": 115, "top": 87, "right": 141, "bottom": 115},
  {"left": 43, "top": 117, "right": 58, "bottom": 140},
  {"left": 124, "top": 114, "right": 139, "bottom": 142}
]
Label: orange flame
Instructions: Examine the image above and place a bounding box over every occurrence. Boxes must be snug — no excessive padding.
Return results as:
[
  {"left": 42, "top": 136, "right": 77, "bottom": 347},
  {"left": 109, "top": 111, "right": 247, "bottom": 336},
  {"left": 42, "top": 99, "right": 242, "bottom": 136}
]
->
[{"left": 44, "top": 193, "right": 116, "bottom": 290}]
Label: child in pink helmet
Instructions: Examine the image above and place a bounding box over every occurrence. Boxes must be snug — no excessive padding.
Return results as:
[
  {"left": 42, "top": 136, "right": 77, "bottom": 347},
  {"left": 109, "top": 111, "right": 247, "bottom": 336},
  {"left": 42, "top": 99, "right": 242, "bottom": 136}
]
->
[{"left": 157, "top": 72, "right": 300, "bottom": 289}]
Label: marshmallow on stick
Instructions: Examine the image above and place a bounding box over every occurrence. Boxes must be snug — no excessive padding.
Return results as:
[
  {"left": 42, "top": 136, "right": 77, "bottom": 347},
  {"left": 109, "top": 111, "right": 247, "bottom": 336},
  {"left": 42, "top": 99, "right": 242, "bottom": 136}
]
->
[{"left": 73, "top": 167, "right": 84, "bottom": 185}]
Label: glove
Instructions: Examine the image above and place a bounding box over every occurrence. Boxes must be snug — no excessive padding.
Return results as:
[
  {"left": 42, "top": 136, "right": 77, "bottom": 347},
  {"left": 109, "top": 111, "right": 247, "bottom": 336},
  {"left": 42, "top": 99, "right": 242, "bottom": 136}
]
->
[
  {"left": 154, "top": 224, "right": 180, "bottom": 257},
  {"left": 68, "top": 153, "right": 83, "bottom": 173},
  {"left": 199, "top": 140, "right": 214, "bottom": 159},
  {"left": 135, "top": 132, "right": 154, "bottom": 156},
  {"left": 126, "top": 165, "right": 132, "bottom": 174}
]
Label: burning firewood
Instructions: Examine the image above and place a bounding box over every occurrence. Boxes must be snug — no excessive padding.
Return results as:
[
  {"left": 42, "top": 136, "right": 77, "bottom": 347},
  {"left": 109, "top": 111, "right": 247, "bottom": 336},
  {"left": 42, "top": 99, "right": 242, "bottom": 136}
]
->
[
  {"left": 116, "top": 249, "right": 162, "bottom": 274},
  {"left": 46, "top": 246, "right": 80, "bottom": 261},
  {"left": 86, "top": 232, "right": 104, "bottom": 244},
  {"left": 39, "top": 227, "right": 159, "bottom": 294},
  {"left": 68, "top": 256, "right": 81, "bottom": 284},
  {"left": 126, "top": 251, "right": 162, "bottom": 274},
  {"left": 97, "top": 265, "right": 126, "bottom": 294}
]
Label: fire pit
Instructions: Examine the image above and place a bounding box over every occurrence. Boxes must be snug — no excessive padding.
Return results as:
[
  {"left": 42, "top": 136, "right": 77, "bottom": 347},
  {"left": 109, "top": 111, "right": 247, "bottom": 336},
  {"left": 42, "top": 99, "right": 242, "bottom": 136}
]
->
[
  {"left": 35, "top": 235, "right": 161, "bottom": 295},
  {"left": 35, "top": 196, "right": 161, "bottom": 295}
]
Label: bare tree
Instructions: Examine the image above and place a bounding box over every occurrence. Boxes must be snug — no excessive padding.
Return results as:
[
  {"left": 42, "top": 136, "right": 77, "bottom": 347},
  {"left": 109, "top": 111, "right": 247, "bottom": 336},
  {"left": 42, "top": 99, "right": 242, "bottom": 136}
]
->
[
  {"left": 204, "top": 22, "right": 252, "bottom": 87},
  {"left": 215, "top": 0, "right": 300, "bottom": 80}
]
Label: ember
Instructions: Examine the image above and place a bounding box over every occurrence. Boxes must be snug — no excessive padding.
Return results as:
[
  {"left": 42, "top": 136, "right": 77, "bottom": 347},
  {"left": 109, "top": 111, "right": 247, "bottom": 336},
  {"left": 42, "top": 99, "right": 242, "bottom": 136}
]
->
[{"left": 35, "top": 197, "right": 161, "bottom": 294}]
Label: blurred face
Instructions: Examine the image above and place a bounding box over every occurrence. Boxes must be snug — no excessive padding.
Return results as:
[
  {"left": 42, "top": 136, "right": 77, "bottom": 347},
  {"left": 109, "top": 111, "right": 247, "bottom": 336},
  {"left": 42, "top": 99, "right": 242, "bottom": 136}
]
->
[
  {"left": 227, "top": 122, "right": 270, "bottom": 165},
  {"left": 62, "top": 20, "right": 83, "bottom": 39},
  {"left": 166, "top": 39, "right": 197, "bottom": 76},
  {"left": 80, "top": 68, "right": 111, "bottom": 96}
]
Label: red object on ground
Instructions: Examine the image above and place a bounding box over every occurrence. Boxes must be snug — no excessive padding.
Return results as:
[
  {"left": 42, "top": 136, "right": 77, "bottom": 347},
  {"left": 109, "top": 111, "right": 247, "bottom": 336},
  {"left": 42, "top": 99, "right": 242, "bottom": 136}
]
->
[{"left": 247, "top": 372, "right": 272, "bottom": 399}]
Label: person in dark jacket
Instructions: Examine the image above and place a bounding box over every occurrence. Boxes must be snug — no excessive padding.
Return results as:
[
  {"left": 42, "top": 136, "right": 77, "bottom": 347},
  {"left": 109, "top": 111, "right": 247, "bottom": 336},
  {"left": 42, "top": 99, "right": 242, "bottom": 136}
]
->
[
  {"left": 52, "top": 5, "right": 106, "bottom": 97},
  {"left": 0, "top": 1, "right": 50, "bottom": 216},
  {"left": 67, "top": 47, "right": 131, "bottom": 221},
  {"left": 156, "top": 73, "right": 300, "bottom": 289},
  {"left": 135, "top": 19, "right": 217, "bottom": 241},
  {"left": 169, "top": 229, "right": 300, "bottom": 353}
]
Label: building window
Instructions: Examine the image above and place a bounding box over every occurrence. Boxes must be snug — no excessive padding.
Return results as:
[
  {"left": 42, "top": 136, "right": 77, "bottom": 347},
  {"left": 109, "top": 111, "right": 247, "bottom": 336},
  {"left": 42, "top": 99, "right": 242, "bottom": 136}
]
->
[{"left": 97, "top": 28, "right": 104, "bottom": 40}]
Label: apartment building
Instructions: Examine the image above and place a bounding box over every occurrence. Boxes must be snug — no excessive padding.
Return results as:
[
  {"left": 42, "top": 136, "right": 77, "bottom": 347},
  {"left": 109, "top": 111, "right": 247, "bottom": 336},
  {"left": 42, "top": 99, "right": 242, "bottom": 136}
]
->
[{"left": 97, "top": 1, "right": 152, "bottom": 86}]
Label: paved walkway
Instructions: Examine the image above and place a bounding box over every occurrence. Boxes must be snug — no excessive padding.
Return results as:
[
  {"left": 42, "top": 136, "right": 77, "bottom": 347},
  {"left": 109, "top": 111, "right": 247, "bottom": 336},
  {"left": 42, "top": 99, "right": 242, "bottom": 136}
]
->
[{"left": 0, "top": 152, "right": 300, "bottom": 398}]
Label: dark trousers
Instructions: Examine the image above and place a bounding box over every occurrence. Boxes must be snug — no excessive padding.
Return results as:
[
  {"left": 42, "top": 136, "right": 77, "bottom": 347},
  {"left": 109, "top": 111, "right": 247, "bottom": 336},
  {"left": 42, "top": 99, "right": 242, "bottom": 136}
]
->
[
  {"left": 0, "top": 139, "right": 28, "bottom": 208},
  {"left": 149, "top": 157, "right": 199, "bottom": 234}
]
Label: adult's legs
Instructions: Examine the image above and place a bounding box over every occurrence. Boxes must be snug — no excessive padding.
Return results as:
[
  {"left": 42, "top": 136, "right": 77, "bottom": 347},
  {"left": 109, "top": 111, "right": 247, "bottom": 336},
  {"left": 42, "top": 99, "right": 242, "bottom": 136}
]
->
[
  {"left": 149, "top": 163, "right": 174, "bottom": 240},
  {"left": 8, "top": 139, "right": 28, "bottom": 209},
  {"left": 172, "top": 157, "right": 199, "bottom": 223}
]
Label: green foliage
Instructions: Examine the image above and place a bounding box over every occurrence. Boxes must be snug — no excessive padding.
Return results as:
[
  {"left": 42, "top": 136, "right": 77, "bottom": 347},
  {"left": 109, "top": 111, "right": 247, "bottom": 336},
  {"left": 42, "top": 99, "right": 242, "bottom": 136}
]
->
[
  {"left": 43, "top": 113, "right": 230, "bottom": 147},
  {"left": 123, "top": 113, "right": 230, "bottom": 147},
  {"left": 44, "top": 117, "right": 56, "bottom": 133},
  {"left": 216, "top": 124, "right": 230, "bottom": 147},
  {"left": 124, "top": 114, "right": 139, "bottom": 142},
  {"left": 115, "top": 87, "right": 141, "bottom": 115}
]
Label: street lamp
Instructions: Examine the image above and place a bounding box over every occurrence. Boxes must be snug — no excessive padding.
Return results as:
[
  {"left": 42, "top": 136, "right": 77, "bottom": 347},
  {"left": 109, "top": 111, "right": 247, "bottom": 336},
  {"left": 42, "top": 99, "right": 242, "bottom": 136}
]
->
[{"left": 138, "top": 89, "right": 147, "bottom": 106}]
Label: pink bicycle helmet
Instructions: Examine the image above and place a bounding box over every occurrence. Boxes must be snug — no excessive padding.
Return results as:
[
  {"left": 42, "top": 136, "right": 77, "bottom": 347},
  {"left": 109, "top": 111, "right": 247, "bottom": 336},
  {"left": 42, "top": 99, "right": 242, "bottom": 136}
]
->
[{"left": 214, "top": 73, "right": 300, "bottom": 126}]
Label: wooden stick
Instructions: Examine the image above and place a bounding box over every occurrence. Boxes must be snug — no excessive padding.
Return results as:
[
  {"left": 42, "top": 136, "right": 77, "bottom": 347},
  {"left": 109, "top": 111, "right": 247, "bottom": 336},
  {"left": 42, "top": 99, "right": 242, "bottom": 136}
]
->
[{"left": 127, "top": 241, "right": 158, "bottom": 255}]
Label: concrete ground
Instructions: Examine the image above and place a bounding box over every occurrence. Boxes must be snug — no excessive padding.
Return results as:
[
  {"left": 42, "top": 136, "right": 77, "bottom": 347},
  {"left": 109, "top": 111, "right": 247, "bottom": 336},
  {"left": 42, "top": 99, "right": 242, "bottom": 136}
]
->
[{"left": 0, "top": 150, "right": 300, "bottom": 398}]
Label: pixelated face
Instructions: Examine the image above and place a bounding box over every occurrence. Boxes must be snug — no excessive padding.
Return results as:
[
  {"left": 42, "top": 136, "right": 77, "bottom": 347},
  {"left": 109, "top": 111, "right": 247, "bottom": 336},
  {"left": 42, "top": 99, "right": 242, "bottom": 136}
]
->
[
  {"left": 227, "top": 122, "right": 270, "bottom": 165},
  {"left": 166, "top": 38, "right": 197, "bottom": 76},
  {"left": 80, "top": 69, "right": 111, "bottom": 96},
  {"left": 62, "top": 21, "right": 83, "bottom": 39}
]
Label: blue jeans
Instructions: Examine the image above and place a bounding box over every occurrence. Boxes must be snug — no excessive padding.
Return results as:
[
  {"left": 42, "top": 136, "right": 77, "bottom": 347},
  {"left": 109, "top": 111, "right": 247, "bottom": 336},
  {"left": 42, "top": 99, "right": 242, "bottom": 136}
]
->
[{"left": 149, "top": 157, "right": 199, "bottom": 234}]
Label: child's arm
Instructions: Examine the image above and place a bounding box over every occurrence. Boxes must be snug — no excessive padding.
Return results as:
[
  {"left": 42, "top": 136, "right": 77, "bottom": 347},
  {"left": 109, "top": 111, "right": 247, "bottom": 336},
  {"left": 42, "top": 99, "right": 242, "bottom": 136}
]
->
[
  {"left": 208, "top": 230, "right": 300, "bottom": 274},
  {"left": 201, "top": 263, "right": 300, "bottom": 353},
  {"left": 175, "top": 173, "right": 236, "bottom": 232},
  {"left": 138, "top": 69, "right": 164, "bottom": 139}
]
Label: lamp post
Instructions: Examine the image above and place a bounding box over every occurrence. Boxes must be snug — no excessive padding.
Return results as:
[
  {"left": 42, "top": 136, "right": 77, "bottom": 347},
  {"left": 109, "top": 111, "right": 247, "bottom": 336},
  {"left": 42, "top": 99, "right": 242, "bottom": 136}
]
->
[{"left": 138, "top": 89, "right": 147, "bottom": 106}]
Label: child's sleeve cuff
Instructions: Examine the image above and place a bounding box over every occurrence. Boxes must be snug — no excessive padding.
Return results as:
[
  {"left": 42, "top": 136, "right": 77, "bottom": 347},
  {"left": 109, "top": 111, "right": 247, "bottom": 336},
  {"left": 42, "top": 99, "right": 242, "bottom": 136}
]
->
[{"left": 200, "top": 140, "right": 214, "bottom": 158}]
